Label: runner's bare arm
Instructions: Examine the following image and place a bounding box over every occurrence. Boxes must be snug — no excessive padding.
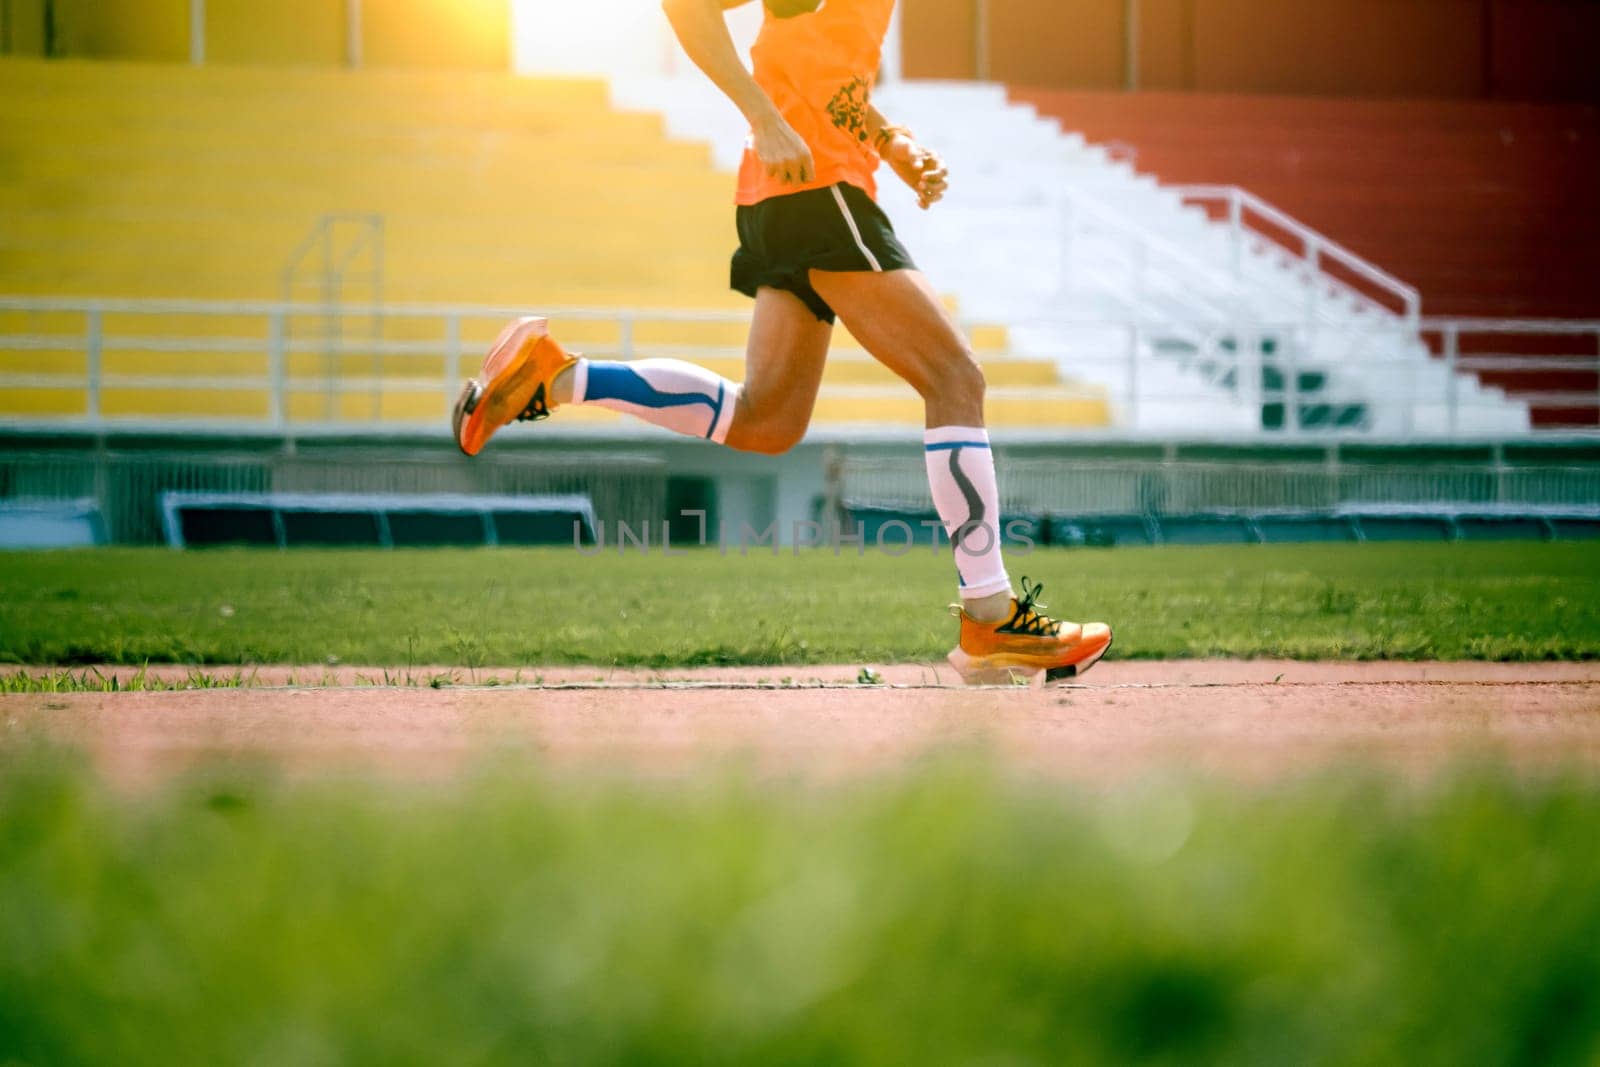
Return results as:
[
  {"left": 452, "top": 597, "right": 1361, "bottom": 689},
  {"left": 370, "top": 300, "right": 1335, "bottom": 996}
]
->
[
  {"left": 661, "top": 0, "right": 816, "bottom": 184},
  {"left": 866, "top": 103, "right": 949, "bottom": 210}
]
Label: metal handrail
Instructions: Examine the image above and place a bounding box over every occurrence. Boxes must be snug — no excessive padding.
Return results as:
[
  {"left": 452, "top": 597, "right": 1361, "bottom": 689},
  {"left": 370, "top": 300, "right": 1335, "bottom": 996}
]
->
[
  {"left": 0, "top": 296, "right": 755, "bottom": 320},
  {"left": 1, "top": 296, "right": 1594, "bottom": 436},
  {"left": 1, "top": 298, "right": 1588, "bottom": 339},
  {"left": 1056, "top": 184, "right": 1427, "bottom": 423},
  {"left": 1171, "top": 185, "right": 1422, "bottom": 324},
  {"left": 1424, "top": 319, "right": 1600, "bottom": 334}
]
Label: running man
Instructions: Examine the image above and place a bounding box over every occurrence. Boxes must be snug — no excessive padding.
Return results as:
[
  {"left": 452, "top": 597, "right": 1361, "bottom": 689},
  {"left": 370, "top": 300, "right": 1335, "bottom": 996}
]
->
[{"left": 452, "top": 0, "right": 1112, "bottom": 682}]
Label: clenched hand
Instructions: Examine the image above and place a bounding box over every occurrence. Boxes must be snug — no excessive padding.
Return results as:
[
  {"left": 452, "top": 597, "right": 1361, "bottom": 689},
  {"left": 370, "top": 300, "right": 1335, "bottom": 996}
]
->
[
  {"left": 753, "top": 113, "right": 816, "bottom": 185},
  {"left": 881, "top": 133, "right": 949, "bottom": 210}
]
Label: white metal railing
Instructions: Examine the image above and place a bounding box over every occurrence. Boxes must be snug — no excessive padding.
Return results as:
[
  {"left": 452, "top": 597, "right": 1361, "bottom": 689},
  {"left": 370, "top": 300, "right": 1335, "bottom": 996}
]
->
[
  {"left": 1172, "top": 185, "right": 1423, "bottom": 324},
  {"left": 1048, "top": 185, "right": 1430, "bottom": 427},
  {"left": 1425, "top": 319, "right": 1600, "bottom": 435},
  {"left": 280, "top": 214, "right": 385, "bottom": 422},
  {"left": 0, "top": 296, "right": 1595, "bottom": 437}
]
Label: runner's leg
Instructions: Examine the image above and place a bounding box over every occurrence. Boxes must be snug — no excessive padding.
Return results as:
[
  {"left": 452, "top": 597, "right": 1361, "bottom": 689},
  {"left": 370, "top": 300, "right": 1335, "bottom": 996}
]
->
[
  {"left": 809, "top": 267, "right": 1013, "bottom": 617},
  {"left": 548, "top": 286, "right": 831, "bottom": 455},
  {"left": 725, "top": 287, "right": 833, "bottom": 454},
  {"left": 809, "top": 268, "right": 987, "bottom": 420}
]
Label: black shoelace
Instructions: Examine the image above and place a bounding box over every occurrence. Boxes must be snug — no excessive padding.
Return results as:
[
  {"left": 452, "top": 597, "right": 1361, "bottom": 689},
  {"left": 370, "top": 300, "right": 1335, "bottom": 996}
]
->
[
  {"left": 515, "top": 383, "right": 551, "bottom": 423},
  {"left": 998, "top": 576, "right": 1063, "bottom": 637}
]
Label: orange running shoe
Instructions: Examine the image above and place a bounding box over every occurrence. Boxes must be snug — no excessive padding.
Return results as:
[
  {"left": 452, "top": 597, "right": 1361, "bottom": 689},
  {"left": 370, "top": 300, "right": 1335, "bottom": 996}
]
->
[
  {"left": 452, "top": 316, "right": 576, "bottom": 457},
  {"left": 947, "top": 577, "right": 1113, "bottom": 685}
]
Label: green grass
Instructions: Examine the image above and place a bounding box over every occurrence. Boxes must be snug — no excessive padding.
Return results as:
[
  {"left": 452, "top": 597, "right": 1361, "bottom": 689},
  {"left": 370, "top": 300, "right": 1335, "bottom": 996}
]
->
[
  {"left": 2, "top": 751, "right": 1598, "bottom": 1064},
  {"left": 0, "top": 666, "right": 257, "bottom": 694},
  {"left": 0, "top": 667, "right": 511, "bottom": 694},
  {"left": 3, "top": 542, "right": 1598, "bottom": 665}
]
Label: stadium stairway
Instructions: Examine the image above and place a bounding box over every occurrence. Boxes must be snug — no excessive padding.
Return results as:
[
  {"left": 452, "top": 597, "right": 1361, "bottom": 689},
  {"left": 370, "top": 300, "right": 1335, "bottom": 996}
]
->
[
  {"left": 617, "top": 76, "right": 1534, "bottom": 436},
  {"left": 1012, "top": 91, "right": 1600, "bottom": 321},
  {"left": 0, "top": 58, "right": 1110, "bottom": 435},
  {"left": 1011, "top": 90, "right": 1600, "bottom": 428}
]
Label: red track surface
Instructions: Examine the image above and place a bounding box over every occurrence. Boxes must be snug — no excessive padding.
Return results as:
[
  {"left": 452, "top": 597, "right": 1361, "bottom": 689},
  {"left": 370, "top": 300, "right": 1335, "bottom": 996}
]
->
[{"left": 6, "top": 661, "right": 1598, "bottom": 786}]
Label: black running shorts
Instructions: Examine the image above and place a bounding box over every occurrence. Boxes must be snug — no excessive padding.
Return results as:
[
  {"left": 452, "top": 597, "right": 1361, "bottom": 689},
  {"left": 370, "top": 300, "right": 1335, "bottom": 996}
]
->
[{"left": 730, "top": 181, "right": 917, "bottom": 324}]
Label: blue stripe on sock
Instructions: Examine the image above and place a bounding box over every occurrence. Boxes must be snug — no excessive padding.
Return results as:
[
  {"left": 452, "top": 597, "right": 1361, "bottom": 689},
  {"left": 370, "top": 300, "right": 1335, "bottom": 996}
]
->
[
  {"left": 587, "top": 362, "right": 717, "bottom": 415},
  {"left": 704, "top": 380, "right": 725, "bottom": 440},
  {"left": 925, "top": 440, "right": 990, "bottom": 452}
]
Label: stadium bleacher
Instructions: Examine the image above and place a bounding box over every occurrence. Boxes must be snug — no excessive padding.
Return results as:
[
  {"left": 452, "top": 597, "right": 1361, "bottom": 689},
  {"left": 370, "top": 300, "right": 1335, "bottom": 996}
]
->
[
  {"left": 1012, "top": 91, "right": 1600, "bottom": 320},
  {"left": 1012, "top": 89, "right": 1600, "bottom": 426},
  {"left": 0, "top": 58, "right": 1110, "bottom": 433}
]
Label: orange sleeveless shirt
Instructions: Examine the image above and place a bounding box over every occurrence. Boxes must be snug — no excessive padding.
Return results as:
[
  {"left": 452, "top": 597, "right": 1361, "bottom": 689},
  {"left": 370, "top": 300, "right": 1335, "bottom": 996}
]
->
[{"left": 735, "top": 0, "right": 896, "bottom": 207}]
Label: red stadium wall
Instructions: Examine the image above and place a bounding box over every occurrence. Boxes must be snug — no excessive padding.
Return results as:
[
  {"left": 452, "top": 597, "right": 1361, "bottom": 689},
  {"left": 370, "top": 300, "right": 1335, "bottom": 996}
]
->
[{"left": 903, "top": 0, "right": 1600, "bottom": 102}]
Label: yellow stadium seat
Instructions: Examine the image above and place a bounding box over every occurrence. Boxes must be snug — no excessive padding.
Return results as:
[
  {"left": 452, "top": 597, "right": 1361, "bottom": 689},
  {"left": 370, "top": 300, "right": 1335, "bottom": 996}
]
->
[{"left": 0, "top": 387, "right": 90, "bottom": 418}]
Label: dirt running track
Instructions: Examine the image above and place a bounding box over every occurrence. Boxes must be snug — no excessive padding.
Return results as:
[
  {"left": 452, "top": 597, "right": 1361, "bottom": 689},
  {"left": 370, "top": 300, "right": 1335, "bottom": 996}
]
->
[{"left": 4, "top": 661, "right": 1600, "bottom": 785}]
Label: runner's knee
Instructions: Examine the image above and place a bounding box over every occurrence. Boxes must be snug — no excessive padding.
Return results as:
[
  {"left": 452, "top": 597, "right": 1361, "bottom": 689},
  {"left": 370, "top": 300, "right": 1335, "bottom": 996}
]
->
[
  {"left": 743, "top": 411, "right": 809, "bottom": 454},
  {"left": 739, "top": 420, "right": 807, "bottom": 455},
  {"left": 918, "top": 345, "right": 985, "bottom": 404},
  {"left": 733, "top": 389, "right": 809, "bottom": 455}
]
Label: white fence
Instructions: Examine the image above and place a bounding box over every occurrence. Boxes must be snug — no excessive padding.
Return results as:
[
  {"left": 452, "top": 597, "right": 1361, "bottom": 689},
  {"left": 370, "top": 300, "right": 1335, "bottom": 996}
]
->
[
  {"left": 1, "top": 296, "right": 1595, "bottom": 438},
  {"left": 840, "top": 453, "right": 1600, "bottom": 517}
]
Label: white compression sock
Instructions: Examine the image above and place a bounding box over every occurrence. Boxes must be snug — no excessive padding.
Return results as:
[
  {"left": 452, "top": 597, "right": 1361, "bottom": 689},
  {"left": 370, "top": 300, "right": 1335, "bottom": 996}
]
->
[
  {"left": 924, "top": 426, "right": 1012, "bottom": 599},
  {"left": 571, "top": 358, "right": 739, "bottom": 444}
]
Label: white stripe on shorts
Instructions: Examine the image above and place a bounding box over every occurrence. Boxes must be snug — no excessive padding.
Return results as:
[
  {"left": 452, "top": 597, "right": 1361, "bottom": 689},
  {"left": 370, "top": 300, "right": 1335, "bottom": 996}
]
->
[{"left": 830, "top": 183, "right": 883, "bottom": 272}]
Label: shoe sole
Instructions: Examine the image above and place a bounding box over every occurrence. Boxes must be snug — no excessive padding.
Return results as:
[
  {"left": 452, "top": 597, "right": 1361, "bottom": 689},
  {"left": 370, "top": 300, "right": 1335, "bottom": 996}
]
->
[
  {"left": 947, "top": 630, "right": 1114, "bottom": 686},
  {"left": 1045, "top": 633, "right": 1113, "bottom": 683},
  {"left": 453, "top": 317, "right": 549, "bottom": 457}
]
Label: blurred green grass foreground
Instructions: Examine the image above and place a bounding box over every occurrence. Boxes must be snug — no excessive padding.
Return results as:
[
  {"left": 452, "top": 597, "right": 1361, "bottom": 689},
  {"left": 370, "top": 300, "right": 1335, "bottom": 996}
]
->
[{"left": 3, "top": 751, "right": 1599, "bottom": 1064}]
